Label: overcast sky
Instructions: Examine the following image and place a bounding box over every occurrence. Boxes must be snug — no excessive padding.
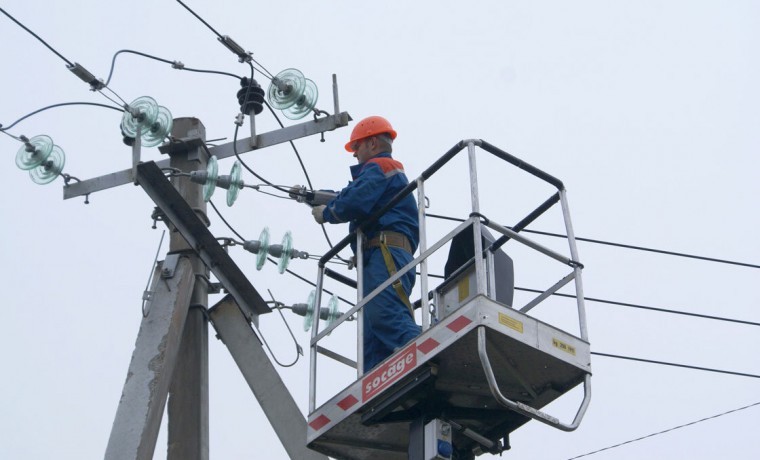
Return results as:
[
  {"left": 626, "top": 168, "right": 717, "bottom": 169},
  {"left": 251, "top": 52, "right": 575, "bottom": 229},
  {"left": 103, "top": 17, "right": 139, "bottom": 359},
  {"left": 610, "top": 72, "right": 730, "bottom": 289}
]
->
[{"left": 1, "top": 1, "right": 758, "bottom": 459}]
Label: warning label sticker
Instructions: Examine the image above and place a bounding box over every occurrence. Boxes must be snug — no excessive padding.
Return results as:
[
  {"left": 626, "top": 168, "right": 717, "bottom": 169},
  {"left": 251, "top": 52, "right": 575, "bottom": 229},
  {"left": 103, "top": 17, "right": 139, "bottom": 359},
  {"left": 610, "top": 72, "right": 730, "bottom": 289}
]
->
[{"left": 498, "top": 313, "right": 524, "bottom": 333}]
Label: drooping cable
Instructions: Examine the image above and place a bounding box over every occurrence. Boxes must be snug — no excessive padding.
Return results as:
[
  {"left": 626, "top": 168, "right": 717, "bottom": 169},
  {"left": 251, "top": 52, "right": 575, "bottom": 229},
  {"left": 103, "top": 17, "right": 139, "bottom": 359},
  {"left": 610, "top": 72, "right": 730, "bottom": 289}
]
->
[
  {"left": 266, "top": 257, "right": 355, "bottom": 307},
  {"left": 104, "top": 49, "right": 242, "bottom": 86},
  {"left": 263, "top": 100, "right": 314, "bottom": 190},
  {"left": 261, "top": 98, "right": 341, "bottom": 254},
  {"left": 208, "top": 200, "right": 245, "bottom": 241},
  {"left": 0, "top": 101, "right": 124, "bottom": 132},
  {"left": 230, "top": 59, "right": 343, "bottom": 271},
  {"left": 591, "top": 352, "right": 760, "bottom": 379},
  {"left": 566, "top": 401, "right": 760, "bottom": 459},
  {"left": 0, "top": 130, "right": 21, "bottom": 141},
  {"left": 260, "top": 290, "right": 301, "bottom": 368},
  {"left": 209, "top": 197, "right": 355, "bottom": 307}
]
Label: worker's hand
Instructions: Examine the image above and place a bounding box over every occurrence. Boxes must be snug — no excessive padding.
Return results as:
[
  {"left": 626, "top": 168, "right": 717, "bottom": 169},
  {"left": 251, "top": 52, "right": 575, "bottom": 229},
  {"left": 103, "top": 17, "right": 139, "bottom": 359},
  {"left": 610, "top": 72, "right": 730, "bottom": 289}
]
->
[
  {"left": 289, "top": 184, "right": 304, "bottom": 201},
  {"left": 311, "top": 205, "right": 326, "bottom": 224}
]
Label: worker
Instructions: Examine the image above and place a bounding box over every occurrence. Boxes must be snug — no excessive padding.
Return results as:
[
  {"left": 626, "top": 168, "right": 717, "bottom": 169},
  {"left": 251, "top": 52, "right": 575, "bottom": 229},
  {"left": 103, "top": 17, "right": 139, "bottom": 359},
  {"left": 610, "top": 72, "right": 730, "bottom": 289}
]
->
[{"left": 295, "top": 116, "right": 421, "bottom": 372}]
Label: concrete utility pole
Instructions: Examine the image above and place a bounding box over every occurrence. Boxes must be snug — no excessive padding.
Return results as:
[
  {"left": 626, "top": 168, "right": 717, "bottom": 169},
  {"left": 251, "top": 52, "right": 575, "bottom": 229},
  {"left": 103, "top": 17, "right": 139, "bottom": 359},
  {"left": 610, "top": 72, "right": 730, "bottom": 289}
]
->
[
  {"left": 165, "top": 118, "right": 210, "bottom": 460},
  {"left": 96, "top": 110, "right": 348, "bottom": 459},
  {"left": 104, "top": 118, "right": 211, "bottom": 460}
]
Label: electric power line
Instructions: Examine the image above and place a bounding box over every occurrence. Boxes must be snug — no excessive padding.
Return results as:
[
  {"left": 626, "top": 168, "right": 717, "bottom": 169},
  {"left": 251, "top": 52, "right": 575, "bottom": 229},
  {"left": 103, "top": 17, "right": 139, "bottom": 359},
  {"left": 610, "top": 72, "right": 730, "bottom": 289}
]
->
[
  {"left": 426, "top": 213, "right": 759, "bottom": 270},
  {"left": 525, "top": 228, "right": 760, "bottom": 270},
  {"left": 592, "top": 352, "right": 760, "bottom": 379},
  {"left": 515, "top": 287, "right": 760, "bottom": 327},
  {"left": 104, "top": 49, "right": 242, "bottom": 86},
  {"left": 0, "top": 102, "right": 124, "bottom": 132},
  {"left": 0, "top": 7, "right": 73, "bottom": 66},
  {"left": 566, "top": 401, "right": 760, "bottom": 459},
  {"left": 174, "top": 0, "right": 275, "bottom": 79},
  {"left": 208, "top": 200, "right": 245, "bottom": 241},
  {"left": 174, "top": 0, "right": 224, "bottom": 39}
]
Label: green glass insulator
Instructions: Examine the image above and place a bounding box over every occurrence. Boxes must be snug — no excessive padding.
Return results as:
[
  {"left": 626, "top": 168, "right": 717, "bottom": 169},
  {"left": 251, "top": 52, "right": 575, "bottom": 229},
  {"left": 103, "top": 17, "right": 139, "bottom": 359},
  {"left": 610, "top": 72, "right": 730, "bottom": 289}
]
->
[{"left": 15, "top": 135, "right": 53, "bottom": 170}]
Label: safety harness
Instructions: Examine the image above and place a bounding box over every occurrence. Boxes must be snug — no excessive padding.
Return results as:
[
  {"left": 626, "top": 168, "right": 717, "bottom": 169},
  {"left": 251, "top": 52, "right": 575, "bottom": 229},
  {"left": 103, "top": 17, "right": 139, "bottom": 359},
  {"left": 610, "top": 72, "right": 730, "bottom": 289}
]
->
[{"left": 365, "top": 231, "right": 414, "bottom": 317}]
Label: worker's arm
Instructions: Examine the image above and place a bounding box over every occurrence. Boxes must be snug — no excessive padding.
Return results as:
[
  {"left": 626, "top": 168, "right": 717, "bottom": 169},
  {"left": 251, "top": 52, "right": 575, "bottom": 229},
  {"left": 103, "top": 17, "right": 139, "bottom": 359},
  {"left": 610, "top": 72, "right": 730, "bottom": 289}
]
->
[{"left": 323, "top": 163, "right": 387, "bottom": 224}]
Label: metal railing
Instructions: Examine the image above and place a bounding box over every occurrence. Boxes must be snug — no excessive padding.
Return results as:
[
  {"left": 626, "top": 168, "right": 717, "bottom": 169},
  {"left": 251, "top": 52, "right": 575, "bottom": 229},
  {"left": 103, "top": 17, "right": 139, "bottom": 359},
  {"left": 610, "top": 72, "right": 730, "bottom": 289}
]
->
[{"left": 308, "top": 140, "right": 589, "bottom": 422}]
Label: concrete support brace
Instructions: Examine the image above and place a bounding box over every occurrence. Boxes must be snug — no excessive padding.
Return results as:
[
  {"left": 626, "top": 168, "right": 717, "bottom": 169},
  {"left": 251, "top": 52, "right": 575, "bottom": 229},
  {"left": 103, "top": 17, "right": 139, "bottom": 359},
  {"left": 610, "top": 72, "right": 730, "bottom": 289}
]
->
[
  {"left": 105, "top": 257, "right": 195, "bottom": 459},
  {"left": 209, "top": 295, "right": 328, "bottom": 460}
]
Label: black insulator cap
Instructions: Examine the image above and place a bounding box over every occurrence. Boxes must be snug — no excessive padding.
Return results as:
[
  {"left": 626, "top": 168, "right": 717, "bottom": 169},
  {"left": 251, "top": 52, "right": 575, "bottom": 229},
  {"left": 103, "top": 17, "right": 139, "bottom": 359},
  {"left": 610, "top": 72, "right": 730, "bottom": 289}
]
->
[
  {"left": 120, "top": 124, "right": 135, "bottom": 146},
  {"left": 237, "top": 78, "right": 265, "bottom": 115}
]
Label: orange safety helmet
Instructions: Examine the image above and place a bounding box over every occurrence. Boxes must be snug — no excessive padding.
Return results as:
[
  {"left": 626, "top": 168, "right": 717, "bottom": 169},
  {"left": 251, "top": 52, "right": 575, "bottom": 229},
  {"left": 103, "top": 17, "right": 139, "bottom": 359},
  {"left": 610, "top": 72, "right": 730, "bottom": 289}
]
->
[{"left": 344, "top": 116, "right": 398, "bottom": 152}]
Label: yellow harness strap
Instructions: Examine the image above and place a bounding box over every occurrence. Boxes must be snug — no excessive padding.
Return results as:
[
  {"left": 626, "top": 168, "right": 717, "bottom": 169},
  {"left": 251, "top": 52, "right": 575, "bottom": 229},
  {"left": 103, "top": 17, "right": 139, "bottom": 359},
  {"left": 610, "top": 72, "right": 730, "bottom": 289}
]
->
[{"left": 377, "top": 235, "right": 414, "bottom": 317}]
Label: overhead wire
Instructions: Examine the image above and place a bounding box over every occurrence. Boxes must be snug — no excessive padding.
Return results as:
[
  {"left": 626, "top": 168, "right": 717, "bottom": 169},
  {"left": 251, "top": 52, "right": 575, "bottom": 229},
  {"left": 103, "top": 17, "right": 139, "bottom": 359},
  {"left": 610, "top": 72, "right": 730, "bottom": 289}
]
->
[
  {"left": 227, "top": 63, "right": 346, "bottom": 260},
  {"left": 426, "top": 213, "right": 759, "bottom": 270},
  {"left": 266, "top": 257, "right": 355, "bottom": 307},
  {"left": 229, "top": 63, "right": 286, "bottom": 192},
  {"left": 526, "top": 228, "right": 760, "bottom": 270},
  {"left": 104, "top": 49, "right": 243, "bottom": 86},
  {"left": 174, "top": 0, "right": 274, "bottom": 80},
  {"left": 261, "top": 290, "right": 302, "bottom": 368},
  {"left": 95, "top": 90, "right": 128, "bottom": 110},
  {"left": 515, "top": 287, "right": 760, "bottom": 327},
  {"left": 0, "top": 6, "right": 136, "bottom": 112},
  {"left": 209, "top": 194, "right": 354, "bottom": 306},
  {"left": 0, "top": 102, "right": 124, "bottom": 133},
  {"left": 260, "top": 96, "right": 342, "bottom": 253},
  {"left": 113, "top": 1, "right": 343, "bottom": 259},
  {"left": 565, "top": 401, "right": 760, "bottom": 459},
  {"left": 591, "top": 352, "right": 760, "bottom": 379},
  {"left": 208, "top": 200, "right": 245, "bottom": 241},
  {"left": 174, "top": 0, "right": 224, "bottom": 39},
  {"left": 0, "top": 7, "right": 73, "bottom": 66}
]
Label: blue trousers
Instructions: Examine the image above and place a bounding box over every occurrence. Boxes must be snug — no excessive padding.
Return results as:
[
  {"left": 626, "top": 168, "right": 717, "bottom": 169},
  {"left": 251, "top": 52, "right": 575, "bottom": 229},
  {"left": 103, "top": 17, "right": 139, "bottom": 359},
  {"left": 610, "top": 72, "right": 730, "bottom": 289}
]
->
[{"left": 362, "top": 247, "right": 421, "bottom": 371}]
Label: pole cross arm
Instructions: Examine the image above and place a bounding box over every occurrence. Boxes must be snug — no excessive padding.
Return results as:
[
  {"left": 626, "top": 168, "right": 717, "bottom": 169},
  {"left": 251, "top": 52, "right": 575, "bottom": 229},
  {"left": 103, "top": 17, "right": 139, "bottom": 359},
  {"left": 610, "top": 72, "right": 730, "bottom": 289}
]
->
[
  {"left": 135, "top": 160, "right": 270, "bottom": 319},
  {"left": 63, "top": 112, "right": 351, "bottom": 200}
]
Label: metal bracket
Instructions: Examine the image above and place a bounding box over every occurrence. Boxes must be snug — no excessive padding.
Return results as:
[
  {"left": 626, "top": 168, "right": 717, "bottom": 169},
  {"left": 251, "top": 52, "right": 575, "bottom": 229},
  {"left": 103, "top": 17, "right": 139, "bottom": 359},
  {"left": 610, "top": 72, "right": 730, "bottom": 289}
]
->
[
  {"left": 161, "top": 254, "right": 181, "bottom": 279},
  {"left": 158, "top": 136, "right": 206, "bottom": 160},
  {"left": 135, "top": 161, "right": 270, "bottom": 318}
]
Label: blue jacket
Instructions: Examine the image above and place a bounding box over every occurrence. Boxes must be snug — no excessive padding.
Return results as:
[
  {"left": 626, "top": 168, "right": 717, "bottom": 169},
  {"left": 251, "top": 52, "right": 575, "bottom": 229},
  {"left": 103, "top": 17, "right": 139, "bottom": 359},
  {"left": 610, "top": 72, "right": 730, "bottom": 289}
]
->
[{"left": 322, "top": 152, "right": 419, "bottom": 254}]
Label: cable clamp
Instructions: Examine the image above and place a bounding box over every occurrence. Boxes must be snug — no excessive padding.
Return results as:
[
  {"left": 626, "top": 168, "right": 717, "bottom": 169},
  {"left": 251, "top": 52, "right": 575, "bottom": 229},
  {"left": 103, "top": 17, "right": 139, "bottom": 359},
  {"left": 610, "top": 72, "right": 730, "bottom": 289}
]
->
[
  {"left": 569, "top": 260, "right": 585, "bottom": 269},
  {"left": 189, "top": 303, "right": 211, "bottom": 321},
  {"left": 469, "top": 212, "right": 490, "bottom": 225},
  {"left": 172, "top": 60, "right": 185, "bottom": 70}
]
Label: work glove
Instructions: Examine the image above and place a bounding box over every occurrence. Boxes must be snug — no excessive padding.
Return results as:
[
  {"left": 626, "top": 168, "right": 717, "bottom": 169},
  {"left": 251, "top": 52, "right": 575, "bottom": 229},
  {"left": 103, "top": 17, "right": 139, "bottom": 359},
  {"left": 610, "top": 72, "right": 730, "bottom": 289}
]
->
[{"left": 311, "top": 205, "right": 326, "bottom": 224}]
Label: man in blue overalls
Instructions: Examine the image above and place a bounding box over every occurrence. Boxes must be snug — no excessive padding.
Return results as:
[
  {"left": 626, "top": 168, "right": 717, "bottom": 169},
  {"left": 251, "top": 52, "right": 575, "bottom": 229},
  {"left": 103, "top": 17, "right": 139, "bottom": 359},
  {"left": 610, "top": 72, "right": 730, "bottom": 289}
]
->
[{"left": 311, "top": 116, "right": 421, "bottom": 372}]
